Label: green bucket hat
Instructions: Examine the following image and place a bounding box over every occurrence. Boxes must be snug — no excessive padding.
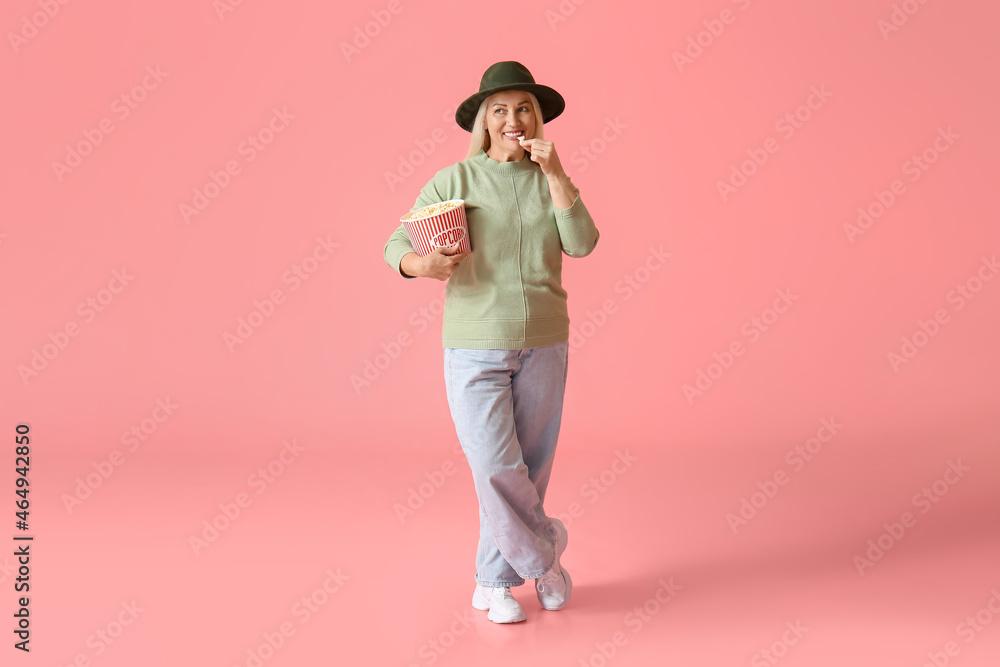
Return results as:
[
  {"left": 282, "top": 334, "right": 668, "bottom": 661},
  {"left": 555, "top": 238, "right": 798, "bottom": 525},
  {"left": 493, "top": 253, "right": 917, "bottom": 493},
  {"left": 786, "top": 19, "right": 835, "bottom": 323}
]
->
[{"left": 454, "top": 61, "right": 565, "bottom": 133}]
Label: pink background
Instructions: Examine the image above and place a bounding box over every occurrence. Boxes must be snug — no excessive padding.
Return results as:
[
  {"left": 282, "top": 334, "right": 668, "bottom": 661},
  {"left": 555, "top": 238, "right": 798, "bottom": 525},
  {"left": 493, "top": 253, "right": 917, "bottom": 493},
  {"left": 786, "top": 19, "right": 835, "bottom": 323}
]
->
[{"left": 2, "top": 0, "right": 999, "bottom": 664}]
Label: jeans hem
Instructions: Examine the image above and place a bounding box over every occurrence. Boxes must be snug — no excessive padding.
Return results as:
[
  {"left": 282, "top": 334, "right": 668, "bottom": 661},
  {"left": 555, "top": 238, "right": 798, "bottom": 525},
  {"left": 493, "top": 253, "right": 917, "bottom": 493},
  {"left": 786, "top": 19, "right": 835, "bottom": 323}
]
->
[
  {"left": 476, "top": 578, "right": 526, "bottom": 588},
  {"left": 530, "top": 522, "right": 559, "bottom": 579},
  {"left": 526, "top": 554, "right": 556, "bottom": 580}
]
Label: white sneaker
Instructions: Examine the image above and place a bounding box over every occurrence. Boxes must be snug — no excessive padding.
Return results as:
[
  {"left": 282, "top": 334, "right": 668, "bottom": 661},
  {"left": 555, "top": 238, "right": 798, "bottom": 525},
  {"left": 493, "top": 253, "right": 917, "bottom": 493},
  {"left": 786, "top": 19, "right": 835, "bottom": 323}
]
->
[
  {"left": 472, "top": 584, "right": 526, "bottom": 623},
  {"left": 535, "top": 518, "right": 572, "bottom": 610}
]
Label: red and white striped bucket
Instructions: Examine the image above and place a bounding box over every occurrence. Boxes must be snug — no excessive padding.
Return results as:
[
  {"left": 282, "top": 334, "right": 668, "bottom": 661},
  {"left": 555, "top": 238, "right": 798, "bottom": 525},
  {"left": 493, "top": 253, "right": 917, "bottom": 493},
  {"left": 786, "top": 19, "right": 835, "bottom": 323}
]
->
[{"left": 400, "top": 199, "right": 471, "bottom": 257}]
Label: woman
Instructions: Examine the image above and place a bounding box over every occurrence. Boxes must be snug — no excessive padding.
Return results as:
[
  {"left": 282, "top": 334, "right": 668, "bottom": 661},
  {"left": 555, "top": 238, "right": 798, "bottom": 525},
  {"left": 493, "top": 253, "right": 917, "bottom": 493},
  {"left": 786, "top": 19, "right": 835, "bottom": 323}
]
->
[{"left": 383, "top": 61, "right": 600, "bottom": 624}]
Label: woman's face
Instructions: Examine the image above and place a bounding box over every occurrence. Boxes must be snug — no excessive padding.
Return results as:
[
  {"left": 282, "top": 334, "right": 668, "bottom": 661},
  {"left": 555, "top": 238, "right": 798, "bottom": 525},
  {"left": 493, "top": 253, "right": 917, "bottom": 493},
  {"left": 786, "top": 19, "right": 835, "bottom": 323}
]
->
[{"left": 484, "top": 90, "right": 536, "bottom": 160}]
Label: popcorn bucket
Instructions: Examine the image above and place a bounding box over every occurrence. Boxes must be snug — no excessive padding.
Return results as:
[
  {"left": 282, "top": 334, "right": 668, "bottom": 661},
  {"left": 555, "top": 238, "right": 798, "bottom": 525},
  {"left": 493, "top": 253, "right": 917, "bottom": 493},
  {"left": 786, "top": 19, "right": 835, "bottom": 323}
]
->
[{"left": 399, "top": 199, "right": 471, "bottom": 256}]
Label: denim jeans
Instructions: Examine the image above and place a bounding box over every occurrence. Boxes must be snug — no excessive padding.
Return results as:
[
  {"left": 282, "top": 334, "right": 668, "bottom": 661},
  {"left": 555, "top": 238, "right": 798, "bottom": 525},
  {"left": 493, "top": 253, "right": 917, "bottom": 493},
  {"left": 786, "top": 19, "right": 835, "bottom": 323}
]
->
[{"left": 444, "top": 340, "right": 569, "bottom": 588}]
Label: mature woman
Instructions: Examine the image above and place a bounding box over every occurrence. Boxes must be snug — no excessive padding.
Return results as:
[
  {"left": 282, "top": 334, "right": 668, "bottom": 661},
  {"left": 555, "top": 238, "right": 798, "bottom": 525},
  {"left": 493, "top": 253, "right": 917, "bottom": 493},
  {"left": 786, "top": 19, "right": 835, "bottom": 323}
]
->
[{"left": 383, "top": 61, "right": 600, "bottom": 624}]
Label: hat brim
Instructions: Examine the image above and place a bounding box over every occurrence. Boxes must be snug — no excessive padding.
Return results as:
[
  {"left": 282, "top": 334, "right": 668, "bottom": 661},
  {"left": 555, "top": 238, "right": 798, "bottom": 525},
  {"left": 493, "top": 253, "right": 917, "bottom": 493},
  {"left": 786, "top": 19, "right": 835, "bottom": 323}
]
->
[{"left": 455, "top": 84, "right": 565, "bottom": 133}]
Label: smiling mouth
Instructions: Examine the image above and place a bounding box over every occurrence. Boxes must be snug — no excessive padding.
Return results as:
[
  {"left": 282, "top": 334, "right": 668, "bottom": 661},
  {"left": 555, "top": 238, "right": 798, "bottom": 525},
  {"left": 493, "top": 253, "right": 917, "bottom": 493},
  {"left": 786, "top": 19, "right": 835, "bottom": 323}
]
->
[{"left": 503, "top": 131, "right": 525, "bottom": 141}]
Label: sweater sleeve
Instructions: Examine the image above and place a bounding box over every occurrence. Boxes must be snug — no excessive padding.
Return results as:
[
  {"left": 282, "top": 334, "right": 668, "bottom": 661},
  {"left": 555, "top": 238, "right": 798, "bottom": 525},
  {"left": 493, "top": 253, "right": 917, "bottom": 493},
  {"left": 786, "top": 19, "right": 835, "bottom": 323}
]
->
[
  {"left": 554, "top": 193, "right": 600, "bottom": 258},
  {"left": 383, "top": 177, "right": 447, "bottom": 279}
]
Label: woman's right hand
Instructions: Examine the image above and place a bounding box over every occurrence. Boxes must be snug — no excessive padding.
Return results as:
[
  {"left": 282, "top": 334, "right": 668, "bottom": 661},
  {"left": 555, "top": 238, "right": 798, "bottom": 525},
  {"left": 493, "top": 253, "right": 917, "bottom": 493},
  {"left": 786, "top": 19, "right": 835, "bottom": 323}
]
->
[{"left": 401, "top": 245, "right": 470, "bottom": 281}]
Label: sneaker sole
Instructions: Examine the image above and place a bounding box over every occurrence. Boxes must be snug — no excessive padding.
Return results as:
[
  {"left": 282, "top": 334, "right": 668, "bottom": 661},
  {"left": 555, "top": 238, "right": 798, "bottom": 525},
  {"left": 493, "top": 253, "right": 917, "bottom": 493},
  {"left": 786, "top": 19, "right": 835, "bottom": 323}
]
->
[{"left": 488, "top": 607, "right": 526, "bottom": 623}]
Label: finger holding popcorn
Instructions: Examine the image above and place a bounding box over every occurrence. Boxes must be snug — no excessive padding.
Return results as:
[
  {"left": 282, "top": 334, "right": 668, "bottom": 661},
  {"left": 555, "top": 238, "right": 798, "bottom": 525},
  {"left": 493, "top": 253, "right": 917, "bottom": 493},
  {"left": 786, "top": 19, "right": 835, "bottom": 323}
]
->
[{"left": 520, "top": 137, "right": 564, "bottom": 177}]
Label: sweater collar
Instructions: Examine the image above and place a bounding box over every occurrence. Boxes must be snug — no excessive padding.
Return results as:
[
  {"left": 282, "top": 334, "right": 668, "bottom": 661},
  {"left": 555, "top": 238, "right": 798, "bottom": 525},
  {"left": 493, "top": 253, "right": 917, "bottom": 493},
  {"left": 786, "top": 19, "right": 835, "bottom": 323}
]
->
[{"left": 475, "top": 148, "right": 538, "bottom": 174}]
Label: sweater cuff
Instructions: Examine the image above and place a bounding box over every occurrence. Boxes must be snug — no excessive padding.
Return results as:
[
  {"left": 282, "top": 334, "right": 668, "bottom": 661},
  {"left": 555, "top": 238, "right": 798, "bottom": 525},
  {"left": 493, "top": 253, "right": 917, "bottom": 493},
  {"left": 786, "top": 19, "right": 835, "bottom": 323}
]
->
[
  {"left": 553, "top": 193, "right": 598, "bottom": 258},
  {"left": 385, "top": 243, "right": 417, "bottom": 280}
]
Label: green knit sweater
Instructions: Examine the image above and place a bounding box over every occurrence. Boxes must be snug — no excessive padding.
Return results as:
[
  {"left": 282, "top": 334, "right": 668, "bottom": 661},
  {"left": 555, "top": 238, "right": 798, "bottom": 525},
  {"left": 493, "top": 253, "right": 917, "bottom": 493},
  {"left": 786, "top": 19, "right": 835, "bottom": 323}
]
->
[{"left": 383, "top": 148, "right": 600, "bottom": 350}]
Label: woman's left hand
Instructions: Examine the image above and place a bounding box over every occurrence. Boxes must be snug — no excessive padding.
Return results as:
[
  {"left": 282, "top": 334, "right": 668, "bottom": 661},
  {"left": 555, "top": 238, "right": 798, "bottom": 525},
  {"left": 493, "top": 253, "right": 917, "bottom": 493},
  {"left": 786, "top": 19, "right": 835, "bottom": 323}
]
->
[{"left": 520, "top": 138, "right": 565, "bottom": 178}]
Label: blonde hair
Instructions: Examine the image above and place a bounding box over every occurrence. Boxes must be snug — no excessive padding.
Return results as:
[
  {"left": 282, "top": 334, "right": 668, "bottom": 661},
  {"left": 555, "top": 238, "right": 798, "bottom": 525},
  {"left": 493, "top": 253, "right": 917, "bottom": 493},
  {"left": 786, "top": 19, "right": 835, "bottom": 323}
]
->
[{"left": 465, "top": 91, "right": 546, "bottom": 160}]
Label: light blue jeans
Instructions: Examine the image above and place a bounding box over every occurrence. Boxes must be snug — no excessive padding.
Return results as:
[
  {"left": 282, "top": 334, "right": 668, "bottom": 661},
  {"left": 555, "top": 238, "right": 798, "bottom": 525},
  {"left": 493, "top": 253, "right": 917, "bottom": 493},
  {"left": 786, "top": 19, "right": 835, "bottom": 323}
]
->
[{"left": 444, "top": 340, "right": 569, "bottom": 588}]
